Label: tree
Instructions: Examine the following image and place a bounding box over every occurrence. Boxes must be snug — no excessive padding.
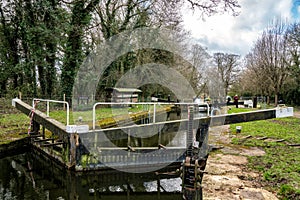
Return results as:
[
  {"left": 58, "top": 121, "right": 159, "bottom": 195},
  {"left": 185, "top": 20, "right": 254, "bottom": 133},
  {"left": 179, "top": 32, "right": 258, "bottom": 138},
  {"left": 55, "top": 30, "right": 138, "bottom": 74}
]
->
[
  {"left": 0, "top": 0, "right": 66, "bottom": 98},
  {"left": 65, "top": 0, "right": 241, "bottom": 102},
  {"left": 60, "top": 0, "right": 100, "bottom": 103},
  {"left": 91, "top": 0, "right": 188, "bottom": 98},
  {"left": 185, "top": 0, "right": 240, "bottom": 16},
  {"left": 241, "top": 20, "right": 296, "bottom": 105},
  {"left": 252, "top": 20, "right": 289, "bottom": 106},
  {"left": 243, "top": 52, "right": 272, "bottom": 98},
  {"left": 0, "top": 2, "right": 22, "bottom": 96},
  {"left": 187, "top": 44, "right": 210, "bottom": 96},
  {"left": 283, "top": 22, "right": 300, "bottom": 105},
  {"left": 21, "top": 0, "right": 64, "bottom": 98},
  {"left": 212, "top": 52, "right": 240, "bottom": 96},
  {"left": 0, "top": 0, "right": 241, "bottom": 100}
]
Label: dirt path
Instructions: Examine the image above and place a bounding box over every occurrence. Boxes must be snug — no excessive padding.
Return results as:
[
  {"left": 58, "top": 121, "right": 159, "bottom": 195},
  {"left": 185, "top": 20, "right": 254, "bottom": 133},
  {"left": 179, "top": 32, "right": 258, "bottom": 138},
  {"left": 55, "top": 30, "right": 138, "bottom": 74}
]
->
[
  {"left": 294, "top": 111, "right": 300, "bottom": 118},
  {"left": 202, "top": 126, "right": 278, "bottom": 200}
]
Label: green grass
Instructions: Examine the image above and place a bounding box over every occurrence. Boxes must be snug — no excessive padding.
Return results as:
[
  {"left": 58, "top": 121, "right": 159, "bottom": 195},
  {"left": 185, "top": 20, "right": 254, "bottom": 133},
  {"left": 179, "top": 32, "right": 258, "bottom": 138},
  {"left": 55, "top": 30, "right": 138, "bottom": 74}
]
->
[
  {"left": 0, "top": 112, "right": 28, "bottom": 144},
  {"left": 230, "top": 115, "right": 300, "bottom": 199},
  {"left": 228, "top": 107, "right": 257, "bottom": 114}
]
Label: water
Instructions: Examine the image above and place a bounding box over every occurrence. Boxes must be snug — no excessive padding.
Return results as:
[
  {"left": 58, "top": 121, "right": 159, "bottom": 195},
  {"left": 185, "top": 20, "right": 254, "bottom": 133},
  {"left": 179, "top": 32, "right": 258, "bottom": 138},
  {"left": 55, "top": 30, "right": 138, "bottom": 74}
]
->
[
  {"left": 0, "top": 108, "right": 209, "bottom": 199},
  {"left": 0, "top": 152, "right": 182, "bottom": 200}
]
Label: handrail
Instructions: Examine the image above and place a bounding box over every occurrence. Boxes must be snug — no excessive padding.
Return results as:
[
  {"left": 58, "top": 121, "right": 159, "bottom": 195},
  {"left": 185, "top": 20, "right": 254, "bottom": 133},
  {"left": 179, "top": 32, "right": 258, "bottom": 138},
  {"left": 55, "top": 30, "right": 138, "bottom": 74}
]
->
[
  {"left": 92, "top": 102, "right": 210, "bottom": 130},
  {"left": 33, "top": 98, "right": 70, "bottom": 125}
]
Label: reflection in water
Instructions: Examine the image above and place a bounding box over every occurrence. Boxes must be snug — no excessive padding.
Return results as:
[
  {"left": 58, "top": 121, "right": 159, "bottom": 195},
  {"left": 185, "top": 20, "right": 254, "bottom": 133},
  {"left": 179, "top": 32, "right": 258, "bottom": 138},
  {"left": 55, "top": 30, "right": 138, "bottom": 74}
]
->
[{"left": 0, "top": 152, "right": 182, "bottom": 200}]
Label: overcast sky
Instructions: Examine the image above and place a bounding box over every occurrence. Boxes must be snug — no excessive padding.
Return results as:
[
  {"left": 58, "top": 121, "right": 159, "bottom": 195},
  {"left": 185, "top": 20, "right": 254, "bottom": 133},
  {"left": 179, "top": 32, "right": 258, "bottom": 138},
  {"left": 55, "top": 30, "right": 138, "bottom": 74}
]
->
[{"left": 182, "top": 0, "right": 300, "bottom": 56}]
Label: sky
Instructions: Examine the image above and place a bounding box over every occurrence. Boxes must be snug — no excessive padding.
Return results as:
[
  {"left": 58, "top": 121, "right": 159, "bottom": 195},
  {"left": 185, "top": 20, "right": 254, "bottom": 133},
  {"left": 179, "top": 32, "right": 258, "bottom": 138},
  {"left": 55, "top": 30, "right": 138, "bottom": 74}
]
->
[{"left": 182, "top": 0, "right": 300, "bottom": 57}]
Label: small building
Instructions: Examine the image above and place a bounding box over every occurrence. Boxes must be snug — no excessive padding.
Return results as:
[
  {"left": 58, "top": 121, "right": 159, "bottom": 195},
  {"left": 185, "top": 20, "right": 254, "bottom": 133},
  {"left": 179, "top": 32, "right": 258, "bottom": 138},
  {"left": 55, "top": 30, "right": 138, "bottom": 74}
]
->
[{"left": 105, "top": 87, "right": 142, "bottom": 103}]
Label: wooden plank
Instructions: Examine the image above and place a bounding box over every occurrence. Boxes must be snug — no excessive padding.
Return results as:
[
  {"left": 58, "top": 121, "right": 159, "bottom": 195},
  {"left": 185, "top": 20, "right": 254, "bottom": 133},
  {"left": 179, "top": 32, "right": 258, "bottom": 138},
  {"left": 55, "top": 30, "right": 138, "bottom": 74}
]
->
[
  {"left": 28, "top": 134, "right": 44, "bottom": 138},
  {"left": 40, "top": 142, "right": 64, "bottom": 147},
  {"left": 34, "top": 138, "right": 54, "bottom": 142},
  {"left": 258, "top": 136, "right": 268, "bottom": 140},
  {"left": 275, "top": 139, "right": 285, "bottom": 142},
  {"left": 288, "top": 144, "right": 300, "bottom": 147}
]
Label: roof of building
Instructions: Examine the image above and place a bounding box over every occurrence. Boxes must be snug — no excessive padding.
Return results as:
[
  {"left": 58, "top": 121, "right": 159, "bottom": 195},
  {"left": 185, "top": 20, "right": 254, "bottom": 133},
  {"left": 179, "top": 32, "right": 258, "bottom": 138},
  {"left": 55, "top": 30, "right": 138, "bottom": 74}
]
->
[{"left": 105, "top": 87, "right": 142, "bottom": 93}]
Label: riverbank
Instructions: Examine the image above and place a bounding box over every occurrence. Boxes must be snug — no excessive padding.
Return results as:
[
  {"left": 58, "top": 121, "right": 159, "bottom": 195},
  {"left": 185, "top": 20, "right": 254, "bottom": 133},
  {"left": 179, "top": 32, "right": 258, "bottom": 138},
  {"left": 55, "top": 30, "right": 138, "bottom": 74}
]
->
[
  {"left": 204, "top": 125, "right": 278, "bottom": 200},
  {"left": 0, "top": 98, "right": 28, "bottom": 144},
  {"left": 203, "top": 108, "right": 300, "bottom": 200}
]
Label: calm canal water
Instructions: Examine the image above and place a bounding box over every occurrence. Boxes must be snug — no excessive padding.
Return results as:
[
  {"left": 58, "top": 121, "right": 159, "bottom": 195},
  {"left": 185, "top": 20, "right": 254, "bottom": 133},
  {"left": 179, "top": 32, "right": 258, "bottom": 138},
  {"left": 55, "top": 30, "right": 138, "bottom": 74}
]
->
[{"left": 0, "top": 152, "right": 182, "bottom": 200}]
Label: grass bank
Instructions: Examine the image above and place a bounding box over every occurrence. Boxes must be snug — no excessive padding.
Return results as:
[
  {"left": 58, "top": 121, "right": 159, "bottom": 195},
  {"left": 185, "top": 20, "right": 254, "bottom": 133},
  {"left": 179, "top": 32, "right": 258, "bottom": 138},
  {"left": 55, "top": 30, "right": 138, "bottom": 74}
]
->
[
  {"left": 0, "top": 112, "right": 28, "bottom": 144},
  {"left": 0, "top": 98, "right": 28, "bottom": 144},
  {"left": 229, "top": 107, "right": 300, "bottom": 200}
]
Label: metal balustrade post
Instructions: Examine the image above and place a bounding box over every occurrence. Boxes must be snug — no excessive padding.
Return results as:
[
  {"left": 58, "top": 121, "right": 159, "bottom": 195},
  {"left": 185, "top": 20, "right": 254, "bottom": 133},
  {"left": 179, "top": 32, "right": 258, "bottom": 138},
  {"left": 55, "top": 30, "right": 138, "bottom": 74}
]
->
[
  {"left": 47, "top": 101, "right": 49, "bottom": 117},
  {"left": 92, "top": 103, "right": 97, "bottom": 130},
  {"left": 66, "top": 102, "right": 69, "bottom": 125}
]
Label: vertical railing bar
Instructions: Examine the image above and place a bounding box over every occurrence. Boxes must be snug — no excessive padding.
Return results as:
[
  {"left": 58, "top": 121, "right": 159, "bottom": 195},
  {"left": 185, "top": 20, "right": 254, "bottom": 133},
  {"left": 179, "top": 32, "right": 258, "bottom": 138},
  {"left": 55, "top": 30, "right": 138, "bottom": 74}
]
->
[
  {"left": 66, "top": 102, "right": 69, "bottom": 125},
  {"left": 47, "top": 101, "right": 49, "bottom": 117},
  {"left": 93, "top": 103, "right": 96, "bottom": 130}
]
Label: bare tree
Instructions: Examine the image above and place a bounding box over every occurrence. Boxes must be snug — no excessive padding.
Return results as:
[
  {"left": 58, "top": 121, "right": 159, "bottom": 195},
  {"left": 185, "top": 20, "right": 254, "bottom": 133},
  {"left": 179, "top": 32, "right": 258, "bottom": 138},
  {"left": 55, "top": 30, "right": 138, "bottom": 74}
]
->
[
  {"left": 243, "top": 52, "right": 272, "bottom": 98},
  {"left": 286, "top": 22, "right": 300, "bottom": 78},
  {"left": 283, "top": 22, "right": 300, "bottom": 104},
  {"left": 251, "top": 20, "right": 289, "bottom": 106},
  {"left": 186, "top": 44, "right": 210, "bottom": 96},
  {"left": 185, "top": 0, "right": 240, "bottom": 16},
  {"left": 212, "top": 52, "right": 240, "bottom": 96}
]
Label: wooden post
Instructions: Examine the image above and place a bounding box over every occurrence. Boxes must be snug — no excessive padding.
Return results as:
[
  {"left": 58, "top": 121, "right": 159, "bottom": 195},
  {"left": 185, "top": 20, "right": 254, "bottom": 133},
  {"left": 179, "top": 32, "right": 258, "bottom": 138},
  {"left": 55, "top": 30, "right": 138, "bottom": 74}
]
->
[
  {"left": 32, "top": 120, "right": 40, "bottom": 135},
  {"left": 42, "top": 126, "right": 45, "bottom": 139},
  {"left": 69, "top": 133, "right": 77, "bottom": 167}
]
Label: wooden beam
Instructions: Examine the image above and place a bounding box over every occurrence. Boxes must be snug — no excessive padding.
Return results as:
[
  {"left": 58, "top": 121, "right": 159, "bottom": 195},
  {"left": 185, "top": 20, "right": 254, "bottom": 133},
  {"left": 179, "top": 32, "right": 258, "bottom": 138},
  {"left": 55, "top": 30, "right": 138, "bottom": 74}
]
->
[
  {"left": 33, "top": 138, "right": 54, "bottom": 143},
  {"left": 28, "top": 134, "right": 44, "bottom": 138},
  {"left": 40, "top": 142, "right": 64, "bottom": 147},
  {"left": 13, "top": 99, "right": 68, "bottom": 142}
]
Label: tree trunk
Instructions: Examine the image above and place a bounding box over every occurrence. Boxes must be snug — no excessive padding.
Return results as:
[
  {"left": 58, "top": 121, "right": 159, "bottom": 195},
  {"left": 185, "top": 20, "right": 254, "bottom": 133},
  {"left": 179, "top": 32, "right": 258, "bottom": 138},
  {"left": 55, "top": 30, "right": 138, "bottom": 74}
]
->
[
  {"left": 38, "top": 65, "right": 46, "bottom": 97},
  {"left": 0, "top": 80, "right": 7, "bottom": 97},
  {"left": 61, "top": 0, "right": 100, "bottom": 104},
  {"left": 267, "top": 96, "right": 270, "bottom": 105},
  {"left": 274, "top": 93, "right": 278, "bottom": 107}
]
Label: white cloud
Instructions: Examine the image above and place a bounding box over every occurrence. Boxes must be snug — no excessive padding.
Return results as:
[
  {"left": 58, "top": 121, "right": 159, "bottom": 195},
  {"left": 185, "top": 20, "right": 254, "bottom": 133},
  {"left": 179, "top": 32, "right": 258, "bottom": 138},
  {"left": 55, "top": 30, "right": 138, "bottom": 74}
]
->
[{"left": 182, "top": 0, "right": 294, "bottom": 56}]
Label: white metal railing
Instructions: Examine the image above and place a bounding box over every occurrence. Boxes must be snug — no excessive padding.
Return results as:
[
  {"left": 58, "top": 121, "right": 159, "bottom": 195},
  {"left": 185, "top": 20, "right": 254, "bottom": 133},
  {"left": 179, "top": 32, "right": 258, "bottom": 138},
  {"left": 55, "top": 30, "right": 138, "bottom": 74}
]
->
[
  {"left": 33, "top": 98, "right": 70, "bottom": 125},
  {"left": 92, "top": 102, "right": 209, "bottom": 130}
]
